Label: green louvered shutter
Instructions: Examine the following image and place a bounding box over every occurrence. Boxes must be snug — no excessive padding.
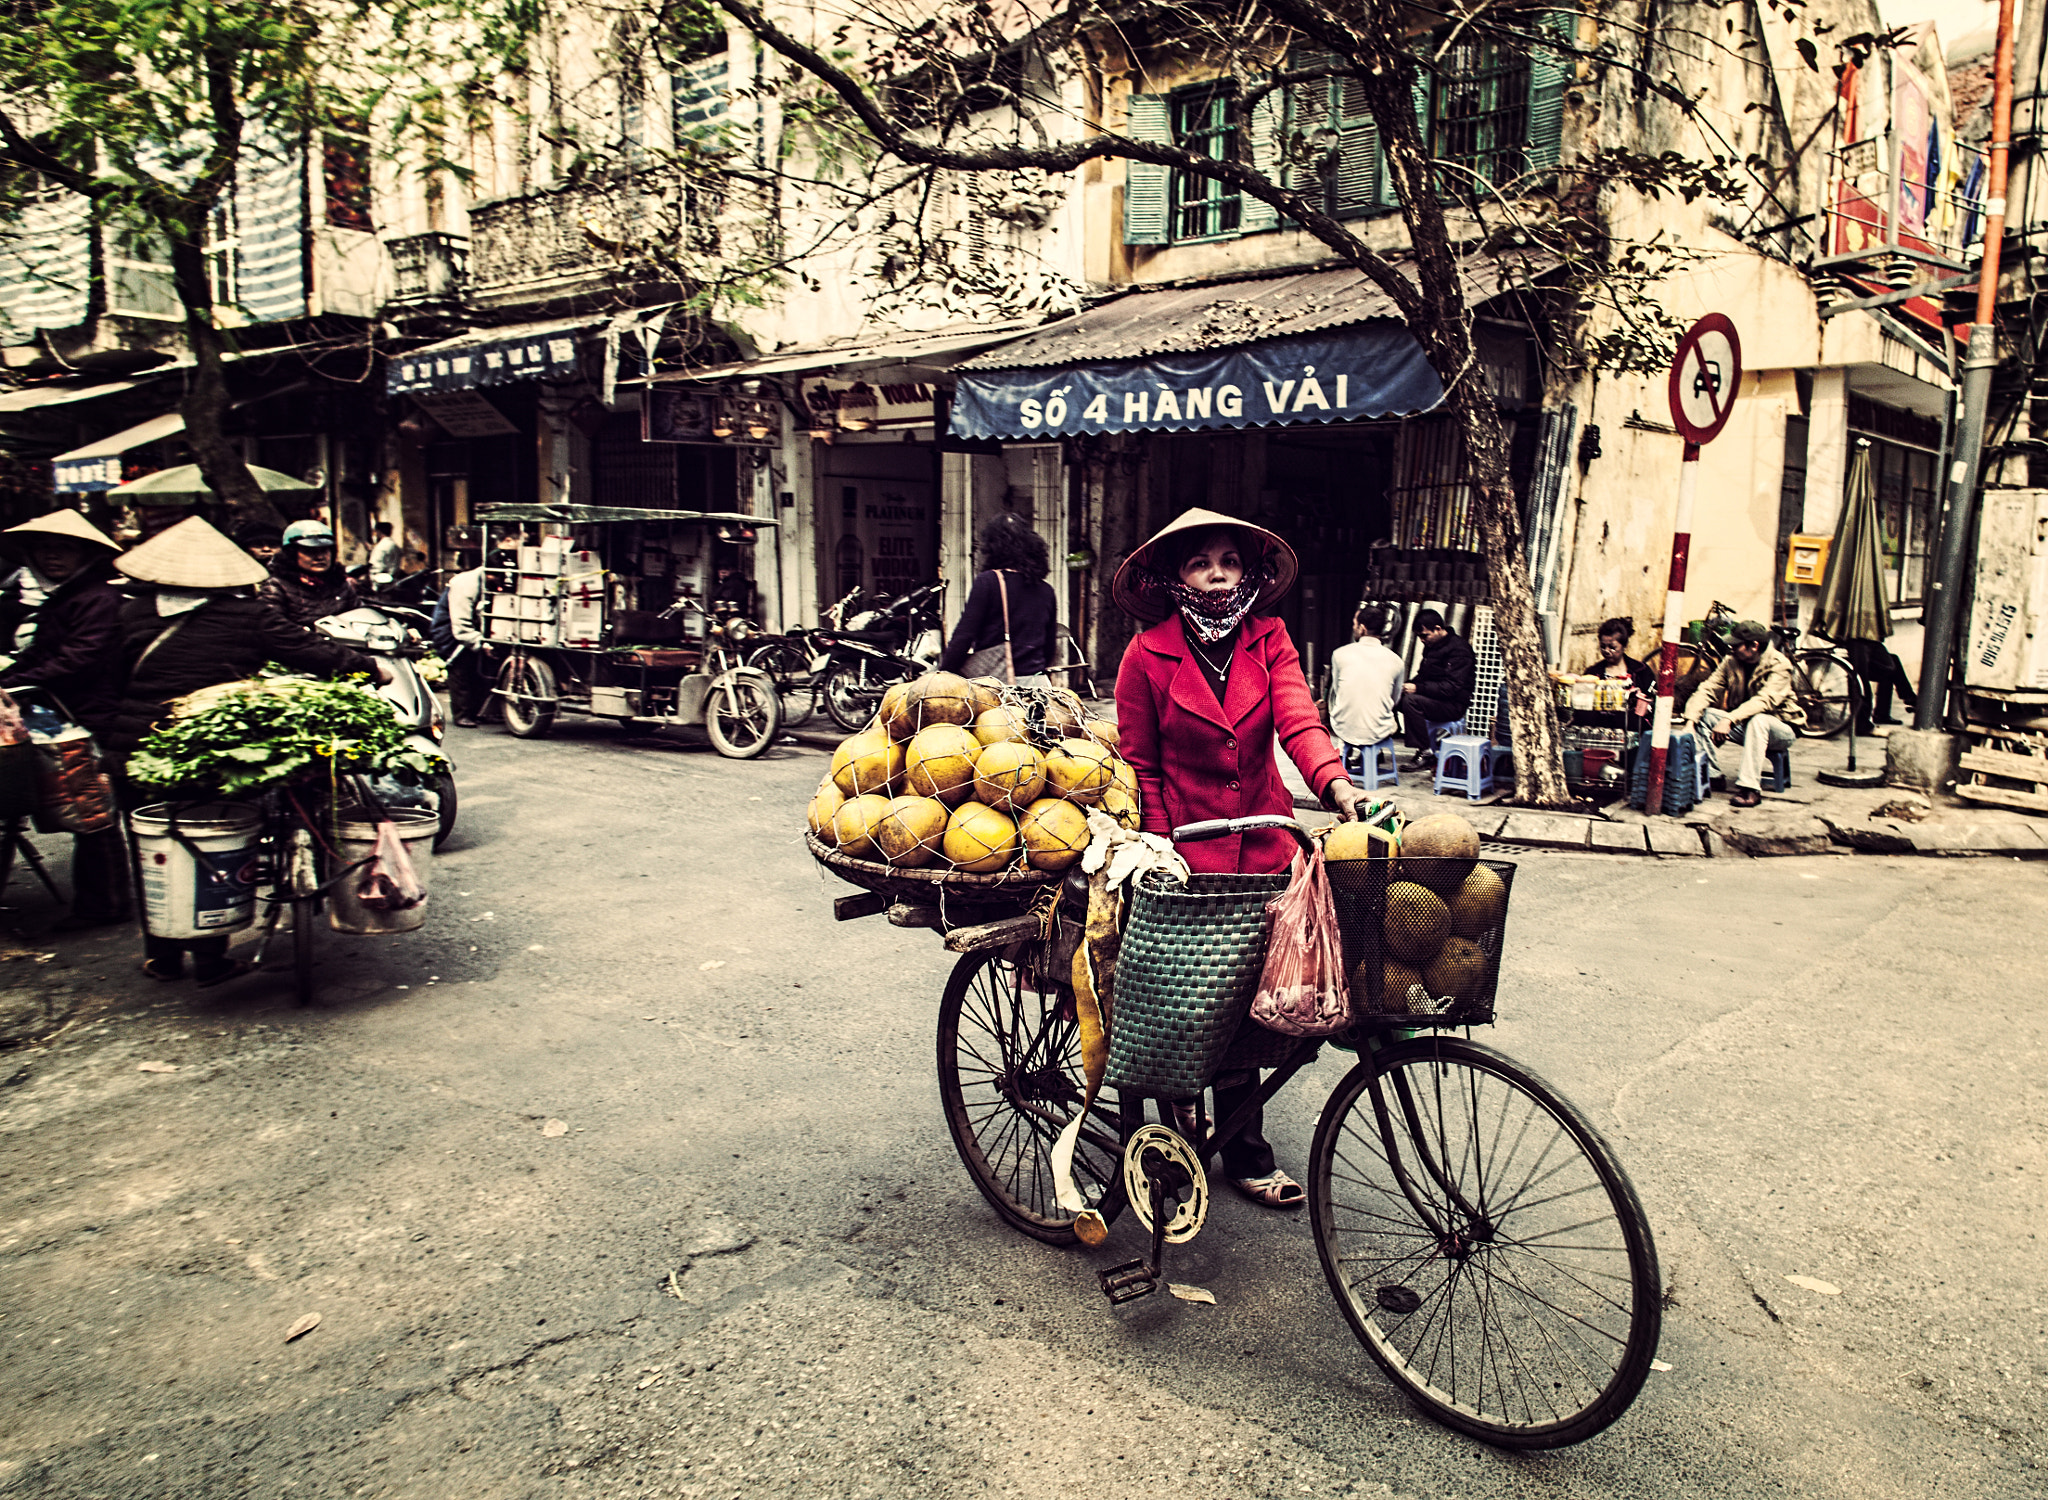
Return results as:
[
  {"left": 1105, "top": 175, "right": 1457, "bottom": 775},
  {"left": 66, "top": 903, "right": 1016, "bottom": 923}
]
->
[
  {"left": 1123, "top": 93, "right": 1172, "bottom": 244},
  {"left": 1332, "top": 70, "right": 1380, "bottom": 215},
  {"left": 1380, "top": 68, "right": 1432, "bottom": 208},
  {"left": 1526, "top": 12, "right": 1577, "bottom": 171},
  {"left": 1240, "top": 88, "right": 1284, "bottom": 232}
]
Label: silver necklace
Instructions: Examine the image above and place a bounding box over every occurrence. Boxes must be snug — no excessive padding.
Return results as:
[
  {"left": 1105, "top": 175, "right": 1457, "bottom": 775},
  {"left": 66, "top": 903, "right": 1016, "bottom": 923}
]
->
[{"left": 1188, "top": 633, "right": 1233, "bottom": 688}]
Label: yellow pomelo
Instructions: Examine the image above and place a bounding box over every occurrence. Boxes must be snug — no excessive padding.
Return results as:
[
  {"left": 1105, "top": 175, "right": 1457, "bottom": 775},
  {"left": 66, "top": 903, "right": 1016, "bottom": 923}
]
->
[
  {"left": 1449, "top": 865, "right": 1508, "bottom": 938},
  {"left": 1424, "top": 937, "right": 1491, "bottom": 1004},
  {"left": 973, "top": 739, "right": 1047, "bottom": 812},
  {"left": 1383, "top": 881, "right": 1451, "bottom": 962},
  {"left": 1108, "top": 756, "right": 1138, "bottom": 799},
  {"left": 1324, "top": 822, "right": 1399, "bottom": 898},
  {"left": 875, "top": 795, "right": 950, "bottom": 868},
  {"left": 905, "top": 724, "right": 982, "bottom": 805},
  {"left": 1083, "top": 718, "right": 1120, "bottom": 750},
  {"left": 973, "top": 704, "right": 1031, "bottom": 746},
  {"left": 943, "top": 801, "right": 1020, "bottom": 873},
  {"left": 1044, "top": 738, "right": 1115, "bottom": 804},
  {"left": 965, "top": 677, "right": 1006, "bottom": 716},
  {"left": 808, "top": 778, "right": 847, "bottom": 842},
  {"left": 1100, "top": 785, "right": 1141, "bottom": 830},
  {"left": 1355, "top": 958, "right": 1427, "bottom": 1015},
  {"left": 831, "top": 793, "right": 895, "bottom": 861},
  {"left": 878, "top": 681, "right": 917, "bottom": 740},
  {"left": 1040, "top": 693, "right": 1085, "bottom": 738},
  {"left": 1399, "top": 813, "right": 1482, "bottom": 894},
  {"left": 831, "top": 726, "right": 903, "bottom": 798},
  {"left": 905, "top": 672, "right": 977, "bottom": 730},
  {"left": 1019, "top": 797, "right": 1091, "bottom": 872}
]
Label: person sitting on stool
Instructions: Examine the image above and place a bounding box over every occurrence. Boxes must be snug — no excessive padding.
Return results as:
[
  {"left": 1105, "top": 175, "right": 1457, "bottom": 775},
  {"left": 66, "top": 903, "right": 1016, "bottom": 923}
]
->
[
  {"left": 1399, "top": 609, "right": 1474, "bottom": 767},
  {"left": 1684, "top": 620, "right": 1805, "bottom": 807},
  {"left": 1328, "top": 604, "right": 1404, "bottom": 779}
]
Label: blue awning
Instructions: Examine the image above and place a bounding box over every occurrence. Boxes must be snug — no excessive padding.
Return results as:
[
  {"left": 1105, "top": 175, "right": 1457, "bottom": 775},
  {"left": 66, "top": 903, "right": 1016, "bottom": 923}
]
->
[
  {"left": 949, "top": 324, "right": 1441, "bottom": 441},
  {"left": 387, "top": 316, "right": 600, "bottom": 394}
]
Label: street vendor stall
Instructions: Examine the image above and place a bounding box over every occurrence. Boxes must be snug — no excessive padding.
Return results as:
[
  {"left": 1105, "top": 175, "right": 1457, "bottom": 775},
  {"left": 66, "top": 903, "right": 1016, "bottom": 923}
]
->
[{"left": 472, "top": 502, "right": 783, "bottom": 758}]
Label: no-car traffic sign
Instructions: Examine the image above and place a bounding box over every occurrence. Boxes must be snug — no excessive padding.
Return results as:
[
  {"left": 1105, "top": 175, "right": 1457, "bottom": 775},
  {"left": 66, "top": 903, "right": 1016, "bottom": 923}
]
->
[{"left": 1667, "top": 314, "right": 1742, "bottom": 446}]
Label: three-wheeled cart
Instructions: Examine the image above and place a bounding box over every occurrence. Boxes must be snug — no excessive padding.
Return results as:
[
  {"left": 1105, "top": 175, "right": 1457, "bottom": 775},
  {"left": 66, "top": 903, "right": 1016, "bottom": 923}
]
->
[{"left": 473, "top": 503, "right": 783, "bottom": 759}]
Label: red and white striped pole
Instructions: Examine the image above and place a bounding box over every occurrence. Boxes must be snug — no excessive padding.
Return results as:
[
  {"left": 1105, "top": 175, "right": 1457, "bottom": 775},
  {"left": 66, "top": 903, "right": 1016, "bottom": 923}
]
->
[{"left": 1643, "top": 443, "right": 1700, "bottom": 815}]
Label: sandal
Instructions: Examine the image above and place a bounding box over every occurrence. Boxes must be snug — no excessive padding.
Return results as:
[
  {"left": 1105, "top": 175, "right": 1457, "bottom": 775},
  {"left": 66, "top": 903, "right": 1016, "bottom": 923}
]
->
[
  {"left": 1232, "top": 1170, "right": 1306, "bottom": 1210},
  {"left": 141, "top": 957, "right": 183, "bottom": 982},
  {"left": 192, "top": 959, "right": 253, "bottom": 990}
]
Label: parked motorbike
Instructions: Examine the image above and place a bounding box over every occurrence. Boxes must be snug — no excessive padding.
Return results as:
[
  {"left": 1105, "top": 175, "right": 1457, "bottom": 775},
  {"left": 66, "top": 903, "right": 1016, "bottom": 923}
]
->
[
  {"left": 810, "top": 580, "right": 947, "bottom": 732},
  {"left": 316, "top": 605, "right": 458, "bottom": 849}
]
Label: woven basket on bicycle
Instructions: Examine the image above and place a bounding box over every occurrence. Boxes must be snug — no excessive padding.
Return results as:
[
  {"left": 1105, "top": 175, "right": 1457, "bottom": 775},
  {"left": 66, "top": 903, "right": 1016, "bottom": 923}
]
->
[
  {"left": 1103, "top": 854, "right": 1516, "bottom": 1098},
  {"left": 804, "top": 830, "right": 1056, "bottom": 911}
]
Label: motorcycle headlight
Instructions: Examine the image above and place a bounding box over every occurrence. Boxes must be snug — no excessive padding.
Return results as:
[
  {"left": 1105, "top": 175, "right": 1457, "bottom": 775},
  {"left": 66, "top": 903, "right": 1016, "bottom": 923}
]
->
[{"left": 725, "top": 617, "right": 750, "bottom": 643}]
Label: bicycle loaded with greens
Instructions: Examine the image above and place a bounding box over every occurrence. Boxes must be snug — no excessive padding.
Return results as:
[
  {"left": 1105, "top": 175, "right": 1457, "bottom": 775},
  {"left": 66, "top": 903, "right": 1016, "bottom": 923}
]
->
[{"left": 814, "top": 809, "right": 1662, "bottom": 1450}]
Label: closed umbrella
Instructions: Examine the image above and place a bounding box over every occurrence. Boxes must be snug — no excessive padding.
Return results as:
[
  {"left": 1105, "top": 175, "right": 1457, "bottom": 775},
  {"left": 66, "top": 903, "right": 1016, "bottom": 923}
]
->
[
  {"left": 108, "top": 463, "right": 319, "bottom": 499},
  {"left": 1813, "top": 440, "right": 1890, "bottom": 645}
]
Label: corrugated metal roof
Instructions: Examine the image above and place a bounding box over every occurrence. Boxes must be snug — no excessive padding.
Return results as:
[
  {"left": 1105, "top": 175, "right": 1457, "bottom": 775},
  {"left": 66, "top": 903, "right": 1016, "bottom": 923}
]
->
[
  {"left": 649, "top": 320, "right": 1038, "bottom": 383},
  {"left": 964, "top": 256, "right": 1553, "bottom": 370}
]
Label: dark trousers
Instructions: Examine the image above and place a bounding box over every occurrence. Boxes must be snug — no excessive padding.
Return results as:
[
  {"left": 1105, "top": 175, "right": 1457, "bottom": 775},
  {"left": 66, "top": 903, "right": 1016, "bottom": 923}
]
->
[
  {"left": 1845, "top": 639, "right": 1915, "bottom": 728},
  {"left": 1210, "top": 1069, "right": 1276, "bottom": 1179},
  {"left": 449, "top": 649, "right": 493, "bottom": 723},
  {"left": 69, "top": 824, "right": 130, "bottom": 922},
  {"left": 1401, "top": 693, "right": 1470, "bottom": 751}
]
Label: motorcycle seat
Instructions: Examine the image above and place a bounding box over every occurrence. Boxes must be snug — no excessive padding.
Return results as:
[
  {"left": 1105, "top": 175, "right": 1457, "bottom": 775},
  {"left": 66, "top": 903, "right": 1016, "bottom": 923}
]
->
[
  {"left": 617, "top": 648, "right": 702, "bottom": 669},
  {"left": 825, "top": 628, "right": 903, "bottom": 645}
]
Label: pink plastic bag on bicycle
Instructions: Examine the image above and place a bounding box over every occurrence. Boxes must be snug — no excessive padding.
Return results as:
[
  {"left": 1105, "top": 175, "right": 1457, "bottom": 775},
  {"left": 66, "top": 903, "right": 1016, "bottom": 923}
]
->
[
  {"left": 1249, "top": 845, "right": 1351, "bottom": 1036},
  {"left": 354, "top": 820, "right": 428, "bottom": 912}
]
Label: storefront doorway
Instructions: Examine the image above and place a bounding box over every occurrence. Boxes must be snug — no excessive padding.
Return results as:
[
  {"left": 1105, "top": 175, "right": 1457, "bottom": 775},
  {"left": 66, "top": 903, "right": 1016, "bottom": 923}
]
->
[{"left": 816, "top": 443, "right": 939, "bottom": 612}]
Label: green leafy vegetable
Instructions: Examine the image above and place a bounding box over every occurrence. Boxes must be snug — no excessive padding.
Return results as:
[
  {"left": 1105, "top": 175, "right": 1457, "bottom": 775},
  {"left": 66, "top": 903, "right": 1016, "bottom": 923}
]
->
[{"left": 130, "top": 676, "right": 446, "bottom": 796}]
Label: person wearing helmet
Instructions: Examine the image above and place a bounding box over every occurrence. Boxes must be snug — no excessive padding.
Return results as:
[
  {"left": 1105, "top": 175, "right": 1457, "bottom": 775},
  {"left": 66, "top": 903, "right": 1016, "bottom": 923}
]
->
[{"left": 259, "top": 519, "right": 360, "bottom": 626}]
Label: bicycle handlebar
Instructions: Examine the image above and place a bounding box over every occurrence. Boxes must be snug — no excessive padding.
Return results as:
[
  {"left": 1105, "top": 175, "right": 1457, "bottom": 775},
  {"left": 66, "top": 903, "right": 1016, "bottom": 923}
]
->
[{"left": 1172, "top": 815, "right": 1318, "bottom": 854}]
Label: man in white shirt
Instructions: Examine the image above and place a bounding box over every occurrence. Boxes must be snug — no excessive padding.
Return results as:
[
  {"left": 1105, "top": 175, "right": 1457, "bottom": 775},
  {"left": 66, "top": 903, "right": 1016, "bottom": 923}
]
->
[
  {"left": 434, "top": 561, "right": 491, "bottom": 726},
  {"left": 1328, "top": 604, "right": 1405, "bottom": 783},
  {"left": 367, "top": 521, "right": 402, "bottom": 591}
]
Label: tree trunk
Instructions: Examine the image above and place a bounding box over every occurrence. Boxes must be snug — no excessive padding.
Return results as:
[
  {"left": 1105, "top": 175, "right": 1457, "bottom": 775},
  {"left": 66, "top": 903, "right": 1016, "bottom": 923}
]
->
[{"left": 167, "top": 219, "right": 274, "bottom": 527}]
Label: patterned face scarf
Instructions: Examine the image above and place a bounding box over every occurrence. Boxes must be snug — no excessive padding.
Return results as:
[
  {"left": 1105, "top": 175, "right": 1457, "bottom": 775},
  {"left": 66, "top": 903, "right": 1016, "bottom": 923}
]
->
[{"left": 1154, "top": 569, "right": 1267, "bottom": 644}]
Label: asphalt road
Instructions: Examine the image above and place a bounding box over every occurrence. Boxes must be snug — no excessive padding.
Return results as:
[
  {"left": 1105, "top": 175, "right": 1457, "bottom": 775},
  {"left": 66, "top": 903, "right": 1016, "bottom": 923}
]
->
[{"left": 1, "top": 717, "right": 2042, "bottom": 1500}]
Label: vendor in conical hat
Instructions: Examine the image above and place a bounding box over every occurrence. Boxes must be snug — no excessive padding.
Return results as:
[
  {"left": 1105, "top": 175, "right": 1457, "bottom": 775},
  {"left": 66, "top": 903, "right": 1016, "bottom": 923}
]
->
[
  {"left": 105, "top": 517, "right": 383, "bottom": 984},
  {"left": 0, "top": 509, "right": 130, "bottom": 929},
  {"left": 1112, "top": 507, "right": 1364, "bottom": 1212}
]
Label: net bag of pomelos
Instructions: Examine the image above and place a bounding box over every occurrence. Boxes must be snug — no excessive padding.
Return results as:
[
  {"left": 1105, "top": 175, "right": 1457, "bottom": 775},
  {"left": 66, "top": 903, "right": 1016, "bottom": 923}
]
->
[
  {"left": 1316, "top": 811, "right": 1517, "bottom": 1025},
  {"left": 803, "top": 672, "right": 1139, "bottom": 910}
]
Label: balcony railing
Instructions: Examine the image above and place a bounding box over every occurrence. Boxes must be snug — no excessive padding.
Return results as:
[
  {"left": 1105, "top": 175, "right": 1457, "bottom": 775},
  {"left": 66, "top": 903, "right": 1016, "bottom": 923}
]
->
[
  {"left": 1815, "top": 133, "right": 1988, "bottom": 313},
  {"left": 467, "top": 169, "right": 715, "bottom": 297},
  {"left": 386, "top": 231, "right": 468, "bottom": 304}
]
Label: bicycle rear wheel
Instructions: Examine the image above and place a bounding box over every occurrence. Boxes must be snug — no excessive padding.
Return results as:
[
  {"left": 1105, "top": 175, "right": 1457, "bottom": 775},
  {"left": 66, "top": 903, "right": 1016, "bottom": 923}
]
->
[
  {"left": 936, "top": 950, "right": 1124, "bottom": 1245},
  {"left": 1791, "top": 650, "right": 1855, "bottom": 738},
  {"left": 747, "top": 638, "right": 815, "bottom": 728},
  {"left": 1309, "top": 1036, "right": 1661, "bottom": 1449}
]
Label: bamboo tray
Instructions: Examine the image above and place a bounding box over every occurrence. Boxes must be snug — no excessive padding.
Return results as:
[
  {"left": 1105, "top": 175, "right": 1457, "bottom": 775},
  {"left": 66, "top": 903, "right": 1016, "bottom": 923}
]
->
[{"left": 805, "top": 831, "right": 1056, "bottom": 908}]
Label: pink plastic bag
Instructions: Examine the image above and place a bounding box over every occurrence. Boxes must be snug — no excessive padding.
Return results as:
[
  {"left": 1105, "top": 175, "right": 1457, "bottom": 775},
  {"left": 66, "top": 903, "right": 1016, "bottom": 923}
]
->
[
  {"left": 354, "top": 821, "right": 428, "bottom": 911},
  {"left": 1249, "top": 847, "right": 1351, "bottom": 1036}
]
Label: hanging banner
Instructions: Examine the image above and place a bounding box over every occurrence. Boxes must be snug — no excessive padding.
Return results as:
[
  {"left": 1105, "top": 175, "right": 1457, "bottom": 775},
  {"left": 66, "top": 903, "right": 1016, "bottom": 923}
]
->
[
  {"left": 949, "top": 325, "right": 1441, "bottom": 442},
  {"left": 388, "top": 322, "right": 598, "bottom": 395}
]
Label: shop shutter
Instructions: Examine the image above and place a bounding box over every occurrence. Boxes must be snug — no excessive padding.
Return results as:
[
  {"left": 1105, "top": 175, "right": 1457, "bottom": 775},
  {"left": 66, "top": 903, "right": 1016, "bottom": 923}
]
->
[
  {"left": 1526, "top": 12, "right": 1577, "bottom": 170},
  {"left": 1332, "top": 71, "right": 1380, "bottom": 215},
  {"left": 1240, "top": 89, "right": 1284, "bottom": 233},
  {"left": 1379, "top": 70, "right": 1432, "bottom": 209},
  {"left": 1123, "top": 94, "right": 1172, "bottom": 245}
]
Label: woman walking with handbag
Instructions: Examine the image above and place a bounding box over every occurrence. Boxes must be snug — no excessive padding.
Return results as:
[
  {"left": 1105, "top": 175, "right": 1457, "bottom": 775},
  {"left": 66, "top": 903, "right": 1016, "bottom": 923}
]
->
[
  {"left": 1113, "top": 508, "right": 1366, "bottom": 1208},
  {"left": 939, "top": 514, "right": 1059, "bottom": 686}
]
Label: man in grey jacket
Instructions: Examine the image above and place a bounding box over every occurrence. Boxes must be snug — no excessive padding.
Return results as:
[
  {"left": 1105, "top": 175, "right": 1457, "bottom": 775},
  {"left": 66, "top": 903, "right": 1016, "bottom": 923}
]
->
[
  {"left": 1684, "top": 620, "right": 1805, "bottom": 806},
  {"left": 436, "top": 563, "right": 491, "bottom": 726}
]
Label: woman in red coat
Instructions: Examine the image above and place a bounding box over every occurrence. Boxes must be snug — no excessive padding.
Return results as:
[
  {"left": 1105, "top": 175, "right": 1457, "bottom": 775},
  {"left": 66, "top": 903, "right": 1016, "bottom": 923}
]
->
[{"left": 1113, "top": 508, "right": 1364, "bottom": 1208}]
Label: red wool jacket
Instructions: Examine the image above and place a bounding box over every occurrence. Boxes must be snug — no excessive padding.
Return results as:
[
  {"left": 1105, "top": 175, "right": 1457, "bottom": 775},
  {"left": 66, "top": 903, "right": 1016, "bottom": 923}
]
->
[{"left": 1115, "top": 613, "right": 1346, "bottom": 875}]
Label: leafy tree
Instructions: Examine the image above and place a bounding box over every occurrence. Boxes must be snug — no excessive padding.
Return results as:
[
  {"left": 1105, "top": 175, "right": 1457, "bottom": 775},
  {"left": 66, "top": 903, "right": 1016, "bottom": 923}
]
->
[
  {"left": 707, "top": 0, "right": 1857, "bottom": 805},
  {"left": 0, "top": 0, "right": 536, "bottom": 519}
]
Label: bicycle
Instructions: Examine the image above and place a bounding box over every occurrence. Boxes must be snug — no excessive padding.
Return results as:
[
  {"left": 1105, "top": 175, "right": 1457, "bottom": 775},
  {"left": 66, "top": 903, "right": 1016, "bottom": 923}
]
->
[
  {"left": 1668, "top": 600, "right": 1857, "bottom": 738},
  {"left": 921, "top": 814, "right": 1662, "bottom": 1449},
  {"left": 741, "top": 589, "right": 863, "bottom": 730}
]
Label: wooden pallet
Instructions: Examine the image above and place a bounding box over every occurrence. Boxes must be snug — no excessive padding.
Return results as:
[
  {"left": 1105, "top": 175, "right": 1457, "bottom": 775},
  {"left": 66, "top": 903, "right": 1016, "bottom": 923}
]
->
[{"left": 1956, "top": 727, "right": 2048, "bottom": 813}]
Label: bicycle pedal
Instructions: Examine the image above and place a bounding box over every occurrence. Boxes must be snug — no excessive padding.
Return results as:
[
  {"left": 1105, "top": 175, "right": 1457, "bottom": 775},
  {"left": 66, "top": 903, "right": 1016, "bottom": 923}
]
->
[{"left": 1099, "top": 1259, "right": 1159, "bottom": 1304}]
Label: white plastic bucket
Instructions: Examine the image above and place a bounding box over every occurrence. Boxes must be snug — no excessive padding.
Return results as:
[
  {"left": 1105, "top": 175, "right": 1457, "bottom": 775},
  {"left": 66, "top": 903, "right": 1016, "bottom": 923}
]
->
[
  {"left": 131, "top": 803, "right": 263, "bottom": 939},
  {"left": 328, "top": 810, "right": 438, "bottom": 934}
]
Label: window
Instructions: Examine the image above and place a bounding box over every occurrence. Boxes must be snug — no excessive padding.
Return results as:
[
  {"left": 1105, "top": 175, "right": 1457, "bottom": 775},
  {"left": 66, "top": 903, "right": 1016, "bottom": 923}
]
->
[
  {"left": 1850, "top": 397, "right": 1942, "bottom": 608},
  {"left": 105, "top": 217, "right": 179, "bottom": 320},
  {"left": 324, "top": 118, "right": 373, "bottom": 232},
  {"left": 1170, "top": 88, "right": 1241, "bottom": 241},
  {"left": 1430, "top": 37, "right": 1535, "bottom": 193}
]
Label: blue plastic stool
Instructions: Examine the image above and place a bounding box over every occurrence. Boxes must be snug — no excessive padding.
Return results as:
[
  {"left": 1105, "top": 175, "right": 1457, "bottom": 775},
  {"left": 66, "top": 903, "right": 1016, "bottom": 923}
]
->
[
  {"left": 1343, "top": 737, "right": 1400, "bottom": 791},
  {"left": 1433, "top": 734, "right": 1496, "bottom": 801},
  {"left": 1765, "top": 745, "right": 1792, "bottom": 793},
  {"left": 1424, "top": 717, "right": 1467, "bottom": 748}
]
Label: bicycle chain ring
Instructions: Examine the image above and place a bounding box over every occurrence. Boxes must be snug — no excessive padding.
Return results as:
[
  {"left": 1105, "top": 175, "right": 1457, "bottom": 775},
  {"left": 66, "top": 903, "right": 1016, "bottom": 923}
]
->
[{"left": 1121, "top": 1124, "right": 1207, "bottom": 1244}]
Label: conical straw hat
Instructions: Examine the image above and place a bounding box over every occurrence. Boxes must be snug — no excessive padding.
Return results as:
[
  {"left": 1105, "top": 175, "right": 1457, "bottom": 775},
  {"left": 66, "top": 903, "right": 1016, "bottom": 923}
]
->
[
  {"left": 5, "top": 508, "right": 118, "bottom": 551},
  {"left": 1111, "top": 506, "right": 1299, "bottom": 624},
  {"left": 113, "top": 515, "right": 268, "bottom": 589}
]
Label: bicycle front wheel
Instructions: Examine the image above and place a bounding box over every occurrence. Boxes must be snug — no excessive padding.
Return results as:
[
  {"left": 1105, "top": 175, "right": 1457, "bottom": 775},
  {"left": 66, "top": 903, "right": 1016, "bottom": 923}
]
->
[
  {"left": 936, "top": 951, "right": 1124, "bottom": 1246},
  {"left": 1791, "top": 650, "right": 1855, "bottom": 738},
  {"left": 1309, "top": 1037, "right": 1661, "bottom": 1449}
]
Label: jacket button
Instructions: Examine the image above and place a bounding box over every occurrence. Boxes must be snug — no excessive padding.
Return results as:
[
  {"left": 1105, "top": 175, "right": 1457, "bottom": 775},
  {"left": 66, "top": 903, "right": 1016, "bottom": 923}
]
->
[
  {"left": 1228, "top": 780, "right": 1239, "bottom": 790},
  {"left": 1226, "top": 737, "right": 1236, "bottom": 749}
]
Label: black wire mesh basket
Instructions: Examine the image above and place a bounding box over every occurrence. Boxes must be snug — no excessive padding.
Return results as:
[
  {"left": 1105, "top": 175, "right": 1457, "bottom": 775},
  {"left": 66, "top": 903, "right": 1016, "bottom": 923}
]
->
[{"left": 1323, "top": 854, "right": 1516, "bottom": 1028}]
